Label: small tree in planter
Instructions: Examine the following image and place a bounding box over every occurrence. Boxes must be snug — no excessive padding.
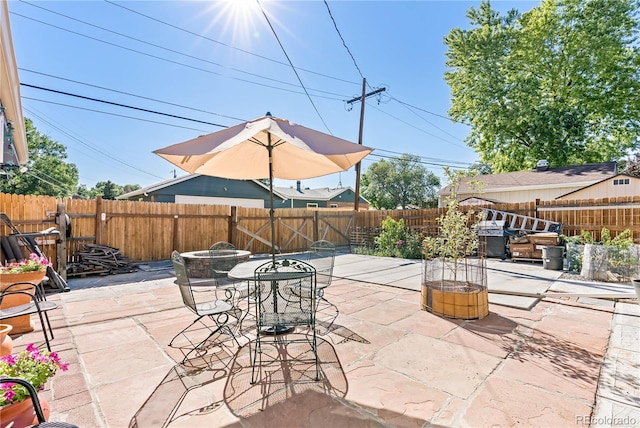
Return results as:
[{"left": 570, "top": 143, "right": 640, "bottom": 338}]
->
[{"left": 421, "top": 169, "right": 488, "bottom": 319}]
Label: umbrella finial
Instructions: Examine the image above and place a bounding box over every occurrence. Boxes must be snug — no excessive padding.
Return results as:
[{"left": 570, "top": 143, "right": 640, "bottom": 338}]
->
[{"left": 266, "top": 111, "right": 272, "bottom": 117}]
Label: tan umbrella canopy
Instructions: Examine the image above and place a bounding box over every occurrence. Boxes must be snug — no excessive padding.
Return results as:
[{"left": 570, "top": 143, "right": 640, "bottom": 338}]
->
[{"left": 154, "top": 113, "right": 373, "bottom": 261}]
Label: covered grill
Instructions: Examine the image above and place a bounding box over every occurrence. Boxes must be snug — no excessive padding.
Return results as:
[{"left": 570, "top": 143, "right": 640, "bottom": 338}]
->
[{"left": 478, "top": 220, "right": 509, "bottom": 258}]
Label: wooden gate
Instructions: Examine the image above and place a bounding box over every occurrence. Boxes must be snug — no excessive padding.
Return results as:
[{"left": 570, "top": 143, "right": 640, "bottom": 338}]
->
[{"left": 233, "top": 207, "right": 354, "bottom": 254}]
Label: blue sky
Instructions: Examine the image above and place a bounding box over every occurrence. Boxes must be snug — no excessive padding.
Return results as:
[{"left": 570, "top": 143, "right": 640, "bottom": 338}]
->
[{"left": 8, "top": 0, "right": 539, "bottom": 192}]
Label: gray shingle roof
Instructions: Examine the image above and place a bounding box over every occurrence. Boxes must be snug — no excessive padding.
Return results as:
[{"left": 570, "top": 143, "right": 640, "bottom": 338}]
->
[
  {"left": 439, "top": 162, "right": 617, "bottom": 195},
  {"left": 273, "top": 185, "right": 353, "bottom": 201}
]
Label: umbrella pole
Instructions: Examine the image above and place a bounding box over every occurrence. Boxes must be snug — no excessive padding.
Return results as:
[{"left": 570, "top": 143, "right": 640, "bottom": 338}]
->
[{"left": 267, "top": 135, "right": 276, "bottom": 265}]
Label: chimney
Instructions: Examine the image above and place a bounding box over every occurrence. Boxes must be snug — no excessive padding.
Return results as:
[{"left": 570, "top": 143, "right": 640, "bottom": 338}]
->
[
  {"left": 536, "top": 160, "right": 549, "bottom": 171},
  {"left": 296, "top": 180, "right": 301, "bottom": 192}
]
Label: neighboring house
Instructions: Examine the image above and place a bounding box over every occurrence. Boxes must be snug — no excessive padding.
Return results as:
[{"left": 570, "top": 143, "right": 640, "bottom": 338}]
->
[
  {"left": 556, "top": 174, "right": 640, "bottom": 201},
  {"left": 0, "top": 2, "right": 28, "bottom": 169},
  {"left": 117, "top": 175, "right": 369, "bottom": 209},
  {"left": 275, "top": 181, "right": 369, "bottom": 209},
  {"left": 438, "top": 161, "right": 619, "bottom": 207}
]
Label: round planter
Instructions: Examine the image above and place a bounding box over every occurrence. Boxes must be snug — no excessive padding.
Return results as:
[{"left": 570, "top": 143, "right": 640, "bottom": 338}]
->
[
  {"left": 0, "top": 396, "right": 50, "bottom": 428},
  {"left": 0, "top": 324, "right": 13, "bottom": 356},
  {"left": 421, "top": 258, "right": 489, "bottom": 320},
  {"left": 0, "top": 270, "right": 47, "bottom": 334}
]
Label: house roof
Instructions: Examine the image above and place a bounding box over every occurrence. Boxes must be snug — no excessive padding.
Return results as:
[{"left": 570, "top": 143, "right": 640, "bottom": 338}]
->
[
  {"left": 439, "top": 162, "right": 617, "bottom": 195},
  {"left": 273, "top": 185, "right": 364, "bottom": 202},
  {"left": 555, "top": 173, "right": 639, "bottom": 199},
  {"left": 117, "top": 174, "right": 365, "bottom": 203},
  {"left": 117, "top": 174, "right": 287, "bottom": 200}
]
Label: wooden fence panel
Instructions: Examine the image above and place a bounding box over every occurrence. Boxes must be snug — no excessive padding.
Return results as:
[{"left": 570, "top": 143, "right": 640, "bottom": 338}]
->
[{"left": 1, "top": 193, "right": 639, "bottom": 267}]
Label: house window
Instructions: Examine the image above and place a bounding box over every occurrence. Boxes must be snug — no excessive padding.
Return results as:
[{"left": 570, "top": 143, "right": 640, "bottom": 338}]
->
[
  {"left": 330, "top": 204, "right": 338, "bottom": 208},
  {"left": 306, "top": 203, "right": 318, "bottom": 208},
  {"left": 613, "top": 179, "right": 630, "bottom": 185}
]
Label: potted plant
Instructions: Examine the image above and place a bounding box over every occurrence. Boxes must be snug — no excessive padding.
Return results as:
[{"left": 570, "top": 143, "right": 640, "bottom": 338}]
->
[
  {"left": 0, "top": 344, "right": 68, "bottom": 427},
  {"left": 0, "top": 253, "right": 51, "bottom": 334},
  {"left": 421, "top": 169, "right": 488, "bottom": 319},
  {"left": 0, "top": 253, "right": 51, "bottom": 286}
]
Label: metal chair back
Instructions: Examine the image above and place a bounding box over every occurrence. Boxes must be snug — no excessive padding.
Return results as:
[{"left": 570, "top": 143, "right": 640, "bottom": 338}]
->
[
  {"left": 0, "top": 281, "right": 57, "bottom": 351},
  {"left": 307, "top": 240, "right": 336, "bottom": 289},
  {"left": 250, "top": 258, "right": 319, "bottom": 383},
  {"left": 171, "top": 251, "right": 198, "bottom": 315},
  {"left": 208, "top": 242, "right": 240, "bottom": 283}
]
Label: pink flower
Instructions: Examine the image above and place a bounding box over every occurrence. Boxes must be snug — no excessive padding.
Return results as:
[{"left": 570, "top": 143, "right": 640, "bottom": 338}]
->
[{"left": 3, "top": 388, "right": 15, "bottom": 402}]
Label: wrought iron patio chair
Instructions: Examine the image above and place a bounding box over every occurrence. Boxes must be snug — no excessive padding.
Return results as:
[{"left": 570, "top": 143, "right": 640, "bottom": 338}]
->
[
  {"left": 306, "top": 240, "right": 338, "bottom": 333},
  {"left": 208, "top": 242, "right": 255, "bottom": 328},
  {"left": 0, "top": 377, "right": 79, "bottom": 427},
  {"left": 169, "top": 251, "right": 243, "bottom": 365},
  {"left": 208, "top": 242, "right": 241, "bottom": 288},
  {"left": 250, "top": 258, "right": 319, "bottom": 384},
  {"left": 0, "top": 281, "right": 58, "bottom": 351}
]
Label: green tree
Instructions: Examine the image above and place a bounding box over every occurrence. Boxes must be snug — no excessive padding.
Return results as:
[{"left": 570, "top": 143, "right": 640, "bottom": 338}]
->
[
  {"left": 619, "top": 151, "right": 640, "bottom": 177},
  {"left": 93, "top": 181, "right": 124, "bottom": 200},
  {"left": 361, "top": 154, "right": 440, "bottom": 209},
  {"left": 444, "top": 0, "right": 640, "bottom": 172},
  {"left": 122, "top": 184, "right": 141, "bottom": 194},
  {"left": 0, "top": 118, "right": 78, "bottom": 196},
  {"left": 75, "top": 184, "right": 92, "bottom": 199}
]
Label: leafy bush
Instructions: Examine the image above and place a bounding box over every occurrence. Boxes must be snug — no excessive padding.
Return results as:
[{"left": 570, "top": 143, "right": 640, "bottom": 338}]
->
[
  {"left": 563, "top": 228, "right": 638, "bottom": 279},
  {"left": 374, "top": 217, "right": 423, "bottom": 259}
]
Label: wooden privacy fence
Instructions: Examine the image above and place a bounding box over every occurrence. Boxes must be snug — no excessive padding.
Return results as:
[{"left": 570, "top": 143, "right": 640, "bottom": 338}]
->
[{"left": 0, "top": 193, "right": 639, "bottom": 276}]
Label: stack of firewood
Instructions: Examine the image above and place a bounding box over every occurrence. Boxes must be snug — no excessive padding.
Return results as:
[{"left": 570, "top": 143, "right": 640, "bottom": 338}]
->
[{"left": 67, "top": 244, "right": 137, "bottom": 277}]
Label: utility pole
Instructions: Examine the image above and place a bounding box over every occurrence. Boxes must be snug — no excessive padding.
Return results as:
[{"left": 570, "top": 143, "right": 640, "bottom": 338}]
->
[{"left": 347, "top": 78, "right": 386, "bottom": 211}]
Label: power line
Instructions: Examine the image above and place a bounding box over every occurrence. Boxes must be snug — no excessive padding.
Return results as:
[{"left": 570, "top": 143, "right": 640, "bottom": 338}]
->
[
  {"left": 18, "top": 1, "right": 351, "bottom": 99},
  {"left": 390, "top": 95, "right": 468, "bottom": 124},
  {"left": 102, "top": 0, "right": 360, "bottom": 86},
  {"left": 10, "top": 11, "right": 348, "bottom": 101},
  {"left": 374, "top": 148, "right": 472, "bottom": 166},
  {"left": 21, "top": 83, "right": 229, "bottom": 128},
  {"left": 24, "top": 93, "right": 473, "bottom": 172},
  {"left": 256, "top": 0, "right": 332, "bottom": 134},
  {"left": 366, "top": 153, "right": 468, "bottom": 170},
  {"left": 13, "top": 6, "right": 469, "bottom": 150},
  {"left": 24, "top": 106, "right": 166, "bottom": 181},
  {"left": 368, "top": 103, "right": 468, "bottom": 149},
  {"left": 323, "top": 0, "right": 365, "bottom": 81},
  {"left": 22, "top": 97, "right": 212, "bottom": 133},
  {"left": 20, "top": 68, "right": 248, "bottom": 122}
]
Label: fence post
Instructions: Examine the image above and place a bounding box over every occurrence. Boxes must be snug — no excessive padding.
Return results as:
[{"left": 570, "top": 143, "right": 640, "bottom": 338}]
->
[
  {"left": 173, "top": 215, "right": 179, "bottom": 252},
  {"left": 313, "top": 210, "right": 319, "bottom": 242},
  {"left": 95, "top": 197, "right": 103, "bottom": 245},
  {"left": 56, "top": 203, "right": 67, "bottom": 280},
  {"left": 229, "top": 206, "right": 236, "bottom": 245}
]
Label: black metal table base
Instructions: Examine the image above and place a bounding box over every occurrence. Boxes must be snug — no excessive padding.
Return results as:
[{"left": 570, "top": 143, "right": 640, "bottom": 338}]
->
[{"left": 260, "top": 324, "right": 294, "bottom": 335}]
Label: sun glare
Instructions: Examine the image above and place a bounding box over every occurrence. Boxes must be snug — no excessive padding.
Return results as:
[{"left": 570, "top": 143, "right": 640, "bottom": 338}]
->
[{"left": 202, "top": 0, "right": 264, "bottom": 46}]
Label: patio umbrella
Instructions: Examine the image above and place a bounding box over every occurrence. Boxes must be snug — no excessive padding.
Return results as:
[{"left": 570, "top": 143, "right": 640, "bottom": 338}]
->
[{"left": 153, "top": 113, "right": 373, "bottom": 263}]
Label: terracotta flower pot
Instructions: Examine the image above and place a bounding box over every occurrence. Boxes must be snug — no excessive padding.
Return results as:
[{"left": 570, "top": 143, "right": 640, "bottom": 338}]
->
[
  {"left": 0, "top": 396, "right": 50, "bottom": 428},
  {"left": 0, "top": 270, "right": 47, "bottom": 334},
  {"left": 0, "top": 324, "right": 13, "bottom": 356}
]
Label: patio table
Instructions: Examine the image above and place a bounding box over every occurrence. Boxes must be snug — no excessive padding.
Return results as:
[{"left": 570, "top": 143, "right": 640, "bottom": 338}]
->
[{"left": 228, "top": 259, "right": 315, "bottom": 335}]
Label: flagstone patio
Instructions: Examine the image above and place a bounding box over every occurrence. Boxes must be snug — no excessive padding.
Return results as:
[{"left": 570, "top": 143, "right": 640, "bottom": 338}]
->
[{"left": 6, "top": 256, "right": 640, "bottom": 427}]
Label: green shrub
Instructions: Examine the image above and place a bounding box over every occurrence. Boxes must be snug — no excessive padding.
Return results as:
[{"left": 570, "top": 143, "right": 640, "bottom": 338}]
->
[{"left": 374, "top": 217, "right": 423, "bottom": 259}]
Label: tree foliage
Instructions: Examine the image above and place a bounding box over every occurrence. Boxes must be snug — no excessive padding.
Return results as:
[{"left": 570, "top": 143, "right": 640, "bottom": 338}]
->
[
  {"left": 444, "top": 0, "right": 640, "bottom": 172},
  {"left": 619, "top": 151, "right": 640, "bottom": 177},
  {"left": 0, "top": 118, "right": 79, "bottom": 197},
  {"left": 423, "top": 168, "right": 483, "bottom": 262},
  {"left": 361, "top": 154, "right": 440, "bottom": 209}
]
